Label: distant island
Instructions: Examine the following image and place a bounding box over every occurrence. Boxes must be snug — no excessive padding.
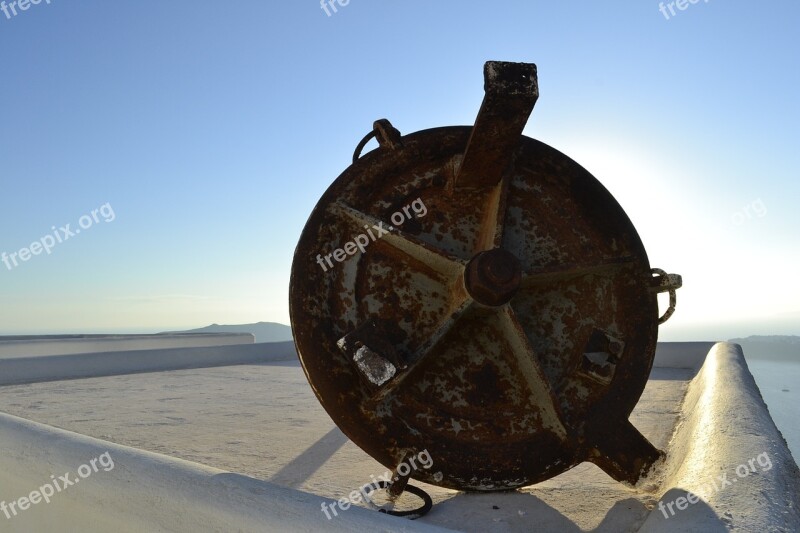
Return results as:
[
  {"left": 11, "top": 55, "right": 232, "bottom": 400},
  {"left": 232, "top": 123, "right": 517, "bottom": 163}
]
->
[
  {"left": 728, "top": 335, "right": 800, "bottom": 363},
  {"left": 163, "top": 322, "right": 293, "bottom": 344}
]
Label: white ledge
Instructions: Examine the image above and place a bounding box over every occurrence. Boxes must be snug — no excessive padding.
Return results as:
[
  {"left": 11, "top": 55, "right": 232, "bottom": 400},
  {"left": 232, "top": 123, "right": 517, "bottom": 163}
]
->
[
  {"left": 0, "top": 341, "right": 297, "bottom": 386},
  {"left": 0, "top": 333, "right": 255, "bottom": 359},
  {"left": 0, "top": 412, "right": 456, "bottom": 532},
  {"left": 640, "top": 342, "right": 800, "bottom": 531}
]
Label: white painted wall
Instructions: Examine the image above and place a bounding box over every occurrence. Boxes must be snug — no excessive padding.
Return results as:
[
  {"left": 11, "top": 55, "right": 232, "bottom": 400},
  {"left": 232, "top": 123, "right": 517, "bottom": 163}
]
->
[
  {"left": 0, "top": 333, "right": 254, "bottom": 359},
  {"left": 0, "top": 341, "right": 797, "bottom": 531},
  {"left": 0, "top": 413, "right": 454, "bottom": 533},
  {"left": 640, "top": 343, "right": 800, "bottom": 531},
  {"left": 0, "top": 341, "right": 297, "bottom": 386},
  {"left": 653, "top": 341, "right": 716, "bottom": 369}
]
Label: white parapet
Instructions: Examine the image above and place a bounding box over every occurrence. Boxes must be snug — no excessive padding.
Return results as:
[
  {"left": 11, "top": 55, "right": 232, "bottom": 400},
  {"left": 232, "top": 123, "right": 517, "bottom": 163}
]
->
[
  {"left": 0, "top": 412, "right": 455, "bottom": 533},
  {"left": 0, "top": 341, "right": 297, "bottom": 386},
  {"left": 0, "top": 333, "right": 255, "bottom": 359},
  {"left": 0, "top": 341, "right": 797, "bottom": 531},
  {"left": 640, "top": 342, "right": 800, "bottom": 531},
  {"left": 653, "top": 341, "right": 716, "bottom": 370}
]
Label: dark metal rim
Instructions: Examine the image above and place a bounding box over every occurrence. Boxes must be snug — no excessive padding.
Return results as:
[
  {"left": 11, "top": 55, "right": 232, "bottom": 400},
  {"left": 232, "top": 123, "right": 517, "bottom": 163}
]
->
[{"left": 289, "top": 126, "right": 659, "bottom": 490}]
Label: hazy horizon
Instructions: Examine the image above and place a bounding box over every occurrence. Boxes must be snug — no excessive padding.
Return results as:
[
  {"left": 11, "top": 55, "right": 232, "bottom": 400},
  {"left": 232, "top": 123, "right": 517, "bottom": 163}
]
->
[{"left": 1, "top": 320, "right": 797, "bottom": 344}]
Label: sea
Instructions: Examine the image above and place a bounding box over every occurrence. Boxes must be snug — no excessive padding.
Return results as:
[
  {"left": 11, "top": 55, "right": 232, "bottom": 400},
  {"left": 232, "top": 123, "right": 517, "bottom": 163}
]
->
[{"left": 746, "top": 359, "right": 800, "bottom": 463}]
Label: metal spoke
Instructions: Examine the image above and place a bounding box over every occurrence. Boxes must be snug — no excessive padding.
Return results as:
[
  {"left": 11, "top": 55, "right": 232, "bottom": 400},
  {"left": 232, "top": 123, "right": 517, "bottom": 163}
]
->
[
  {"left": 498, "top": 306, "right": 568, "bottom": 439},
  {"left": 331, "top": 201, "right": 465, "bottom": 278},
  {"left": 369, "top": 296, "right": 474, "bottom": 405},
  {"left": 520, "top": 257, "right": 636, "bottom": 288},
  {"left": 473, "top": 177, "right": 512, "bottom": 253}
]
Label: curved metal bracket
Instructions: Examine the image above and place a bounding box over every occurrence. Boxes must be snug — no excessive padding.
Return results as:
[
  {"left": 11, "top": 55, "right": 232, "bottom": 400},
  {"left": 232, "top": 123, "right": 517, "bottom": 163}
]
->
[{"left": 650, "top": 268, "right": 683, "bottom": 324}]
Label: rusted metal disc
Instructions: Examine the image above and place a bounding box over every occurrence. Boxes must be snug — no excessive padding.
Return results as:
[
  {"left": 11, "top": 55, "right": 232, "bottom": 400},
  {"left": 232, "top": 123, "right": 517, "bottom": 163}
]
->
[{"left": 290, "top": 62, "right": 674, "bottom": 491}]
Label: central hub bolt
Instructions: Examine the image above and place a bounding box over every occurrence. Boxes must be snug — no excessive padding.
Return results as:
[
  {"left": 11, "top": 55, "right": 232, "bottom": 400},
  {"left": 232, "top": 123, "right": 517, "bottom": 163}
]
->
[{"left": 465, "top": 248, "right": 523, "bottom": 306}]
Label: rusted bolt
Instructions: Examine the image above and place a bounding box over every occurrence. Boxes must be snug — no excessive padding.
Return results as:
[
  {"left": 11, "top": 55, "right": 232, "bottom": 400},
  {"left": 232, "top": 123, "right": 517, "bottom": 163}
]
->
[
  {"left": 465, "top": 248, "right": 522, "bottom": 306},
  {"left": 608, "top": 341, "right": 624, "bottom": 356}
]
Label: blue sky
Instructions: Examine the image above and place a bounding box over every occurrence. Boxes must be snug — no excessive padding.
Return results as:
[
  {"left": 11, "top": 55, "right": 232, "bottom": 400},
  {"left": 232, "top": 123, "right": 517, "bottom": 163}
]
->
[{"left": 1, "top": 1, "right": 797, "bottom": 340}]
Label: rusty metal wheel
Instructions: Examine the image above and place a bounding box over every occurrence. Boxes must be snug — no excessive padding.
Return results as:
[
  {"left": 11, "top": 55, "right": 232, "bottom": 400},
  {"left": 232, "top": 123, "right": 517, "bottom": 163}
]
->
[{"left": 290, "top": 62, "right": 681, "bottom": 491}]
